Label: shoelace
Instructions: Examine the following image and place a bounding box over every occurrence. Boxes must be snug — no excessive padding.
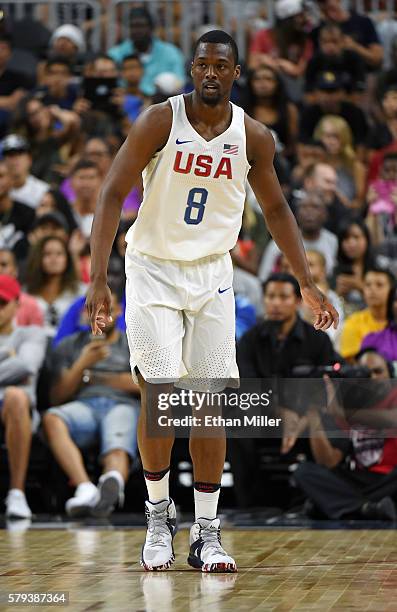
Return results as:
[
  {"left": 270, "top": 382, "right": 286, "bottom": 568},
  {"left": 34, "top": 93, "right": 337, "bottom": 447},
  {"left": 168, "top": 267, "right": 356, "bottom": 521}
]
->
[
  {"left": 146, "top": 509, "right": 171, "bottom": 547},
  {"left": 200, "top": 526, "right": 225, "bottom": 555}
]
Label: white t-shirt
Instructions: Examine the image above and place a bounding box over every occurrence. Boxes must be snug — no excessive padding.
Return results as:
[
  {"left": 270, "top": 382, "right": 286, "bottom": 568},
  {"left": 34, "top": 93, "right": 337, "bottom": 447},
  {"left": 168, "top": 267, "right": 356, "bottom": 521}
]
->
[{"left": 11, "top": 175, "right": 49, "bottom": 209}]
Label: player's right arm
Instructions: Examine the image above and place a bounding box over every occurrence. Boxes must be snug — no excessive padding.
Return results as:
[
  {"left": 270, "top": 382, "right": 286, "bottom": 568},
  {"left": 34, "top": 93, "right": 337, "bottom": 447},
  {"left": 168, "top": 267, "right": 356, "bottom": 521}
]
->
[{"left": 86, "top": 103, "right": 172, "bottom": 334}]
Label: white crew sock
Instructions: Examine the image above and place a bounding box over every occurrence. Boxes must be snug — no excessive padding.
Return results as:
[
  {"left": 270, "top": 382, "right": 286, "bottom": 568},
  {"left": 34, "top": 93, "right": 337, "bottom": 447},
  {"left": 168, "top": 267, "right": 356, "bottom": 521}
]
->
[
  {"left": 144, "top": 469, "right": 170, "bottom": 503},
  {"left": 194, "top": 487, "right": 220, "bottom": 521}
]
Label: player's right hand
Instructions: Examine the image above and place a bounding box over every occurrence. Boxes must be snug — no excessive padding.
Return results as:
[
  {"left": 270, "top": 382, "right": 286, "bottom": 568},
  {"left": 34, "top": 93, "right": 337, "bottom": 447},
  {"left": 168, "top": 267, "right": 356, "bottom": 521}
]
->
[{"left": 85, "top": 281, "right": 112, "bottom": 335}]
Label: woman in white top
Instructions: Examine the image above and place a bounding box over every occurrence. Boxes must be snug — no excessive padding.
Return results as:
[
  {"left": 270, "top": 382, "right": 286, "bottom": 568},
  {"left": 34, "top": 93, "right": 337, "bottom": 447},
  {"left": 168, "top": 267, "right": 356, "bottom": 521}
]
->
[{"left": 25, "top": 235, "right": 85, "bottom": 337}]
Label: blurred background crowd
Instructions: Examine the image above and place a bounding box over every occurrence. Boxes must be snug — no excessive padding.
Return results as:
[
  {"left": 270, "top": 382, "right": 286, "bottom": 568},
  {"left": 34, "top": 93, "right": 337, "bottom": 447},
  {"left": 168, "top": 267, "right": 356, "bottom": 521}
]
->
[{"left": 1, "top": 0, "right": 397, "bottom": 524}]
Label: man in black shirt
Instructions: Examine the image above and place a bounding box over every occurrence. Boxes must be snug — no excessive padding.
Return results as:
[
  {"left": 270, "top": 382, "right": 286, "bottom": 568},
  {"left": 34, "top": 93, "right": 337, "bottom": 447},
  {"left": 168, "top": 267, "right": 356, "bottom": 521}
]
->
[
  {"left": 299, "top": 71, "right": 368, "bottom": 146},
  {"left": 306, "top": 23, "right": 366, "bottom": 95},
  {"left": 238, "top": 273, "right": 338, "bottom": 379},
  {"left": 232, "top": 273, "right": 339, "bottom": 507},
  {"left": 0, "top": 161, "right": 35, "bottom": 262},
  {"left": 314, "top": 0, "right": 383, "bottom": 69}
]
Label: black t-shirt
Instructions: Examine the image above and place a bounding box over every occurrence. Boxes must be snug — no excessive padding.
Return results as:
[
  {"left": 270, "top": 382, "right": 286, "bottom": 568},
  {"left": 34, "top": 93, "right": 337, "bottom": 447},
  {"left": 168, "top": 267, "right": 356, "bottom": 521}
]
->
[
  {"left": 305, "top": 50, "right": 366, "bottom": 93},
  {"left": 312, "top": 11, "right": 380, "bottom": 50},
  {"left": 0, "top": 200, "right": 35, "bottom": 262},
  {"left": 299, "top": 101, "right": 368, "bottom": 145}
]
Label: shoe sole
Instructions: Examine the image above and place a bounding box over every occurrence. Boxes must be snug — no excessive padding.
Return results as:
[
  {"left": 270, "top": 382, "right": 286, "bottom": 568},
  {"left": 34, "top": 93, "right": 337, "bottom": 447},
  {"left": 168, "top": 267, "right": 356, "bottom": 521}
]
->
[
  {"left": 187, "top": 554, "right": 237, "bottom": 573},
  {"left": 91, "top": 477, "right": 120, "bottom": 518},
  {"left": 141, "top": 542, "right": 176, "bottom": 571}
]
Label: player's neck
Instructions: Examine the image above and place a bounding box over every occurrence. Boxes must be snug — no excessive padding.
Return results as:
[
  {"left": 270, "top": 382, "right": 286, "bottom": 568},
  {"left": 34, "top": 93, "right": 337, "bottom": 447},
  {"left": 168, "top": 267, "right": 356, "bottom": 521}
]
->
[{"left": 189, "top": 91, "right": 231, "bottom": 125}]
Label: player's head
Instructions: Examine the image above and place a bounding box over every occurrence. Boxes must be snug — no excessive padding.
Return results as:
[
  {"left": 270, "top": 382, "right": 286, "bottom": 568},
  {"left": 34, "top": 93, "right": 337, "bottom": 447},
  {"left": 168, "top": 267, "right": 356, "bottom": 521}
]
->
[{"left": 191, "top": 30, "right": 240, "bottom": 106}]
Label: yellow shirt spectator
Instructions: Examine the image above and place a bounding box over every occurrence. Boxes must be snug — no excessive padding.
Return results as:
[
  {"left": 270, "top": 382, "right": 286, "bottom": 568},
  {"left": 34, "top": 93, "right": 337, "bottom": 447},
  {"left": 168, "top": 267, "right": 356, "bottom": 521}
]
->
[{"left": 340, "top": 309, "right": 386, "bottom": 359}]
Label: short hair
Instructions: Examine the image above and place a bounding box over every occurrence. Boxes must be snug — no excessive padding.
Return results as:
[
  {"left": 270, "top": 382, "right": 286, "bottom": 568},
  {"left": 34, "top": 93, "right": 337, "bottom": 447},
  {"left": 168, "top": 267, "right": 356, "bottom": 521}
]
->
[
  {"left": 70, "top": 158, "right": 99, "bottom": 176},
  {"left": 122, "top": 53, "right": 141, "bottom": 65},
  {"left": 93, "top": 53, "right": 117, "bottom": 66},
  {"left": 193, "top": 30, "right": 239, "bottom": 66},
  {"left": 262, "top": 272, "right": 301, "bottom": 298},
  {"left": 319, "top": 23, "right": 343, "bottom": 37}
]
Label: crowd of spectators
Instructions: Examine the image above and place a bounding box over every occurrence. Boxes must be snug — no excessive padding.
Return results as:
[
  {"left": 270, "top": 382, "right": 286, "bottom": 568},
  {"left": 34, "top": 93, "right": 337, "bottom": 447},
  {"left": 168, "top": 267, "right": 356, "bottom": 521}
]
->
[{"left": 1, "top": 0, "right": 397, "bottom": 522}]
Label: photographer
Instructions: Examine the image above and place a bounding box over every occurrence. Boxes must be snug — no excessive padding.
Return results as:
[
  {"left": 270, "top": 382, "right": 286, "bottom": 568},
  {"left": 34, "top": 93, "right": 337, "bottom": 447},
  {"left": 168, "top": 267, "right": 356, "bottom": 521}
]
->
[
  {"left": 293, "top": 348, "right": 397, "bottom": 520},
  {"left": 42, "top": 290, "right": 140, "bottom": 518}
]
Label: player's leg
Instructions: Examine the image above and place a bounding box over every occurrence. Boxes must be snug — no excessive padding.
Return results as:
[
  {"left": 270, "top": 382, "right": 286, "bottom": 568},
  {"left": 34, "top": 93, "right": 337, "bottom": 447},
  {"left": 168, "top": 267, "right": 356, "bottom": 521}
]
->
[
  {"left": 183, "top": 253, "right": 238, "bottom": 572},
  {"left": 124, "top": 250, "right": 185, "bottom": 570}
]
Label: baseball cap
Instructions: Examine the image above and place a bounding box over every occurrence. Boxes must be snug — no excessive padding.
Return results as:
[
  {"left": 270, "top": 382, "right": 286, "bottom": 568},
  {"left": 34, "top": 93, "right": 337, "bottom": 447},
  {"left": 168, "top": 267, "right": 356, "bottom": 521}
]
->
[
  {"left": 1, "top": 134, "right": 30, "bottom": 155},
  {"left": 275, "top": 0, "right": 305, "bottom": 19},
  {"left": 315, "top": 71, "right": 343, "bottom": 91},
  {"left": 0, "top": 275, "right": 21, "bottom": 302}
]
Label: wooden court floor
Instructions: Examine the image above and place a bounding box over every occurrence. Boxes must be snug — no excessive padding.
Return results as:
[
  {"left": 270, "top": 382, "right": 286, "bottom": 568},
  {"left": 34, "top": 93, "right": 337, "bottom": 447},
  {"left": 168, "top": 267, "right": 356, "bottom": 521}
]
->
[{"left": 1, "top": 526, "right": 397, "bottom": 611}]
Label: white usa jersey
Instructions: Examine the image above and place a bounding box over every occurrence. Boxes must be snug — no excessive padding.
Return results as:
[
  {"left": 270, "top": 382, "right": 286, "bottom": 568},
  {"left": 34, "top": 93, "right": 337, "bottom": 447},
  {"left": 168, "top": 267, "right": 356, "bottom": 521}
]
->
[{"left": 125, "top": 94, "right": 251, "bottom": 261}]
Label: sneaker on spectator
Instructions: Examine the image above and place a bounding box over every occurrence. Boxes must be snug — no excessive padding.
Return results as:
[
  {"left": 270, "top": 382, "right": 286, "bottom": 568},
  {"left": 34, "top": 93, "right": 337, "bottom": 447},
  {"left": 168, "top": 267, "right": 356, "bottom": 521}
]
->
[
  {"left": 65, "top": 482, "right": 100, "bottom": 518},
  {"left": 92, "top": 470, "right": 125, "bottom": 518},
  {"left": 5, "top": 489, "right": 32, "bottom": 519}
]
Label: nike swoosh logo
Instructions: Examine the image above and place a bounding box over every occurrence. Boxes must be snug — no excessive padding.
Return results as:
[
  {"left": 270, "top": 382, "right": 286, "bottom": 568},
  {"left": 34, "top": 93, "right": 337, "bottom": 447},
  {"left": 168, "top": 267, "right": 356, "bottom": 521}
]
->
[
  {"left": 218, "top": 287, "right": 232, "bottom": 294},
  {"left": 176, "top": 138, "right": 193, "bottom": 145}
]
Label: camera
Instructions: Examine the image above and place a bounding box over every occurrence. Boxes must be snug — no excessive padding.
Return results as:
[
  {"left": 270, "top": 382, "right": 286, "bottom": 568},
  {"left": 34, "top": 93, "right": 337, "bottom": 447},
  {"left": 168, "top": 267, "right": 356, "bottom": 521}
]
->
[{"left": 291, "top": 363, "right": 371, "bottom": 379}]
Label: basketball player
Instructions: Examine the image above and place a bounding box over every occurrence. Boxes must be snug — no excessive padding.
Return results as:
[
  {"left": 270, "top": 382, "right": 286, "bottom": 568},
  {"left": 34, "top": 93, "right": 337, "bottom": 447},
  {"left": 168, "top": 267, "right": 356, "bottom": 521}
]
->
[{"left": 86, "top": 30, "right": 338, "bottom": 573}]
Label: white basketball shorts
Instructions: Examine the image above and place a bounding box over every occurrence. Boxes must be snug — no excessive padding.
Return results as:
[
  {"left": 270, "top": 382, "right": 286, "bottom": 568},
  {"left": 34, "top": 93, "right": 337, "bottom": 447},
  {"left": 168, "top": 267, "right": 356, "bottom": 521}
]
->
[{"left": 124, "top": 248, "right": 239, "bottom": 390}]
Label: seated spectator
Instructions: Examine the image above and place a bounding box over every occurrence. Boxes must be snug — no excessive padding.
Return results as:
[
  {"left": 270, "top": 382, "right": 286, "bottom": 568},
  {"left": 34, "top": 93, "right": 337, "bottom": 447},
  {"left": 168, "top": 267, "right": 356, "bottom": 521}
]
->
[
  {"left": 233, "top": 266, "right": 263, "bottom": 317},
  {"left": 314, "top": 0, "right": 383, "bottom": 70},
  {"left": 67, "top": 159, "right": 101, "bottom": 238},
  {"left": 299, "top": 162, "right": 353, "bottom": 234},
  {"left": 0, "top": 33, "right": 33, "bottom": 139},
  {"left": 1, "top": 134, "right": 49, "bottom": 208},
  {"left": 305, "top": 23, "right": 366, "bottom": 98},
  {"left": 361, "top": 285, "right": 397, "bottom": 363},
  {"left": 108, "top": 6, "right": 185, "bottom": 96},
  {"left": 299, "top": 71, "right": 368, "bottom": 149},
  {"left": 243, "top": 65, "right": 298, "bottom": 158},
  {"left": 238, "top": 272, "right": 338, "bottom": 378},
  {"left": 0, "top": 249, "right": 43, "bottom": 327},
  {"left": 366, "top": 152, "right": 397, "bottom": 244},
  {"left": 40, "top": 24, "right": 86, "bottom": 78},
  {"left": 301, "top": 249, "right": 344, "bottom": 345},
  {"left": 334, "top": 219, "right": 374, "bottom": 315},
  {"left": 339, "top": 268, "right": 393, "bottom": 360},
  {"left": 248, "top": 0, "right": 313, "bottom": 102},
  {"left": 293, "top": 349, "right": 397, "bottom": 521},
  {"left": 42, "top": 290, "right": 140, "bottom": 518},
  {"left": 367, "top": 85, "right": 397, "bottom": 155},
  {"left": 0, "top": 275, "right": 46, "bottom": 518},
  {"left": 313, "top": 115, "right": 366, "bottom": 209},
  {"left": 36, "top": 57, "right": 78, "bottom": 110},
  {"left": 11, "top": 96, "right": 80, "bottom": 184},
  {"left": 25, "top": 236, "right": 85, "bottom": 337},
  {"left": 0, "top": 159, "right": 35, "bottom": 262},
  {"left": 290, "top": 139, "right": 327, "bottom": 188},
  {"left": 259, "top": 191, "right": 337, "bottom": 281},
  {"left": 113, "top": 54, "right": 151, "bottom": 122},
  {"left": 36, "top": 189, "right": 77, "bottom": 234}
]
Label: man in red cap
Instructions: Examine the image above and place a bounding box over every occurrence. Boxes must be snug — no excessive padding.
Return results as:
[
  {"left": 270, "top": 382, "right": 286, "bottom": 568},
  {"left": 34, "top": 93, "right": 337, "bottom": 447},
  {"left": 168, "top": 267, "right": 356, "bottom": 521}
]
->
[{"left": 0, "top": 275, "right": 46, "bottom": 519}]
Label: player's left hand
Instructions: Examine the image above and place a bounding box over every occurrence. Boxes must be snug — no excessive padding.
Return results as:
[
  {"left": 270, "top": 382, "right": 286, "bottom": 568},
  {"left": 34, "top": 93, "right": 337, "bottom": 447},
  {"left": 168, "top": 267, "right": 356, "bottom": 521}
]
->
[{"left": 301, "top": 283, "right": 339, "bottom": 331}]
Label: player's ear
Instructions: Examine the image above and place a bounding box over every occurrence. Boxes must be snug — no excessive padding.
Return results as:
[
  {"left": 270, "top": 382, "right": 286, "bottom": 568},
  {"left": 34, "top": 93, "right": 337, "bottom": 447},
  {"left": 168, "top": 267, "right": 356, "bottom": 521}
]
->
[
  {"left": 234, "top": 64, "right": 241, "bottom": 80},
  {"left": 190, "top": 61, "right": 194, "bottom": 78}
]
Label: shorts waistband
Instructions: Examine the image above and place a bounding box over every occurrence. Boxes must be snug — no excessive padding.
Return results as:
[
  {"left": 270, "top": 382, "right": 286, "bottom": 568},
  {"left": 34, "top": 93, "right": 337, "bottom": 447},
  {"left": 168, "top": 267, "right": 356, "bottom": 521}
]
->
[{"left": 127, "top": 248, "right": 228, "bottom": 266}]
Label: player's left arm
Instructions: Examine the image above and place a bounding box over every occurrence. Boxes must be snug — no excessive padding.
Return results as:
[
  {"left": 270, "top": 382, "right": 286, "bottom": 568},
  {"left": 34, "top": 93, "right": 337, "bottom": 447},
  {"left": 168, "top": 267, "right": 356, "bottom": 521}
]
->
[{"left": 245, "top": 116, "right": 339, "bottom": 331}]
